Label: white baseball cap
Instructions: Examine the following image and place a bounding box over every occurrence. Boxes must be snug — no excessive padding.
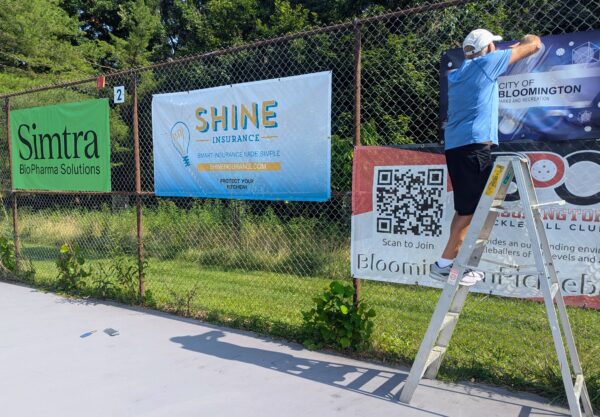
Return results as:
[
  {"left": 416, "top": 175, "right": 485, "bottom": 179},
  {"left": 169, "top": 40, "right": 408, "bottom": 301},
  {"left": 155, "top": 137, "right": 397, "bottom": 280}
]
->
[{"left": 463, "top": 29, "right": 502, "bottom": 56}]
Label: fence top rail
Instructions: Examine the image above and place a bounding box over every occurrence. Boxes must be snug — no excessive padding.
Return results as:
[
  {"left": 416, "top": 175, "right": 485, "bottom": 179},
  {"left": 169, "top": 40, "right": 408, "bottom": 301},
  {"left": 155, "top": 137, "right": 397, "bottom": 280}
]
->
[{"left": 0, "top": 0, "right": 474, "bottom": 100}]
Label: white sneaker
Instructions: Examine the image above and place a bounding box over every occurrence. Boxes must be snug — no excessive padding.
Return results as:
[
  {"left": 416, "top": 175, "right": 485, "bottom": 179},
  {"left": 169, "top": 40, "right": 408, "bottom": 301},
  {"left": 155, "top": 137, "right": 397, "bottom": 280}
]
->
[{"left": 460, "top": 269, "right": 484, "bottom": 286}]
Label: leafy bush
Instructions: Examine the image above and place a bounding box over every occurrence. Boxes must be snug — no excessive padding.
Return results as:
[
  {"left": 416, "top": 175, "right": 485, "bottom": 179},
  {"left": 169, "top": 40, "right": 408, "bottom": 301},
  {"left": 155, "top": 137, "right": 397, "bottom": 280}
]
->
[
  {"left": 56, "top": 243, "right": 92, "bottom": 291},
  {"left": 0, "top": 237, "right": 36, "bottom": 282},
  {"left": 90, "top": 270, "right": 116, "bottom": 299},
  {"left": 166, "top": 282, "right": 201, "bottom": 316},
  {"left": 0, "top": 237, "right": 16, "bottom": 272},
  {"left": 109, "top": 255, "right": 141, "bottom": 301},
  {"left": 302, "top": 280, "right": 376, "bottom": 350},
  {"left": 91, "top": 255, "right": 146, "bottom": 303}
]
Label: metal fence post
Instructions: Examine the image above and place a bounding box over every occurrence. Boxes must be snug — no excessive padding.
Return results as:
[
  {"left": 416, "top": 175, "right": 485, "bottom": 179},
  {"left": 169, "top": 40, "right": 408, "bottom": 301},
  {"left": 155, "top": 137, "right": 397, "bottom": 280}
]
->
[
  {"left": 5, "top": 97, "right": 21, "bottom": 270},
  {"left": 131, "top": 72, "right": 146, "bottom": 300},
  {"left": 353, "top": 18, "right": 362, "bottom": 304}
]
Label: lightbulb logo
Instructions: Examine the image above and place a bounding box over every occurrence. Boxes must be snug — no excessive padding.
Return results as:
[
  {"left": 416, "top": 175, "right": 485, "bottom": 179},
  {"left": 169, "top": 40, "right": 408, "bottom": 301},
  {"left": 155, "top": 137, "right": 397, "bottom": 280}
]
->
[{"left": 170, "top": 122, "right": 191, "bottom": 167}]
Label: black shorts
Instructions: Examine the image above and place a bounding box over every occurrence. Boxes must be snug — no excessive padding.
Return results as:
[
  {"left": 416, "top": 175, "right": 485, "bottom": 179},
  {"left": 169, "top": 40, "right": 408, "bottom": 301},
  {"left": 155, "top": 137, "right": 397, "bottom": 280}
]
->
[{"left": 445, "top": 143, "right": 492, "bottom": 216}]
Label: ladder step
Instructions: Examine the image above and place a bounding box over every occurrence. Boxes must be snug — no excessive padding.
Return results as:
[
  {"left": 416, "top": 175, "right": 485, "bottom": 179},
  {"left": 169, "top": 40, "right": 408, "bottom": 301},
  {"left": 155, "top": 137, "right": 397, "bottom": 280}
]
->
[
  {"left": 516, "top": 270, "right": 540, "bottom": 275},
  {"left": 530, "top": 200, "right": 565, "bottom": 209},
  {"left": 459, "top": 263, "right": 531, "bottom": 276},
  {"left": 574, "top": 374, "right": 584, "bottom": 400},
  {"left": 458, "top": 263, "right": 502, "bottom": 275},
  {"left": 480, "top": 257, "right": 521, "bottom": 269},
  {"left": 479, "top": 259, "right": 542, "bottom": 275},
  {"left": 515, "top": 264, "right": 537, "bottom": 271},
  {"left": 471, "top": 239, "right": 488, "bottom": 251},
  {"left": 425, "top": 347, "right": 446, "bottom": 370},
  {"left": 442, "top": 312, "right": 460, "bottom": 331},
  {"left": 550, "top": 283, "right": 560, "bottom": 300}
]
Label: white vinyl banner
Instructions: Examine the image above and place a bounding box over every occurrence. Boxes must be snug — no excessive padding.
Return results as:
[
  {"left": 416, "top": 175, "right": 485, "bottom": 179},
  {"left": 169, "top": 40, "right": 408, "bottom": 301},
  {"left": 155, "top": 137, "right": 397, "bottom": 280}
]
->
[
  {"left": 351, "top": 144, "right": 600, "bottom": 305},
  {"left": 152, "top": 71, "right": 332, "bottom": 201}
]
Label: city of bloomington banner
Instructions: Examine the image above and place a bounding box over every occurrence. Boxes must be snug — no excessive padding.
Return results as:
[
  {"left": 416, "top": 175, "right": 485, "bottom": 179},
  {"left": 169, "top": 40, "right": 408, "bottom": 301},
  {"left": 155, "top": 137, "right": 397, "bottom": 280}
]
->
[
  {"left": 10, "top": 98, "right": 111, "bottom": 192},
  {"left": 152, "top": 71, "right": 332, "bottom": 201},
  {"left": 351, "top": 142, "right": 600, "bottom": 308},
  {"left": 440, "top": 30, "right": 600, "bottom": 142}
]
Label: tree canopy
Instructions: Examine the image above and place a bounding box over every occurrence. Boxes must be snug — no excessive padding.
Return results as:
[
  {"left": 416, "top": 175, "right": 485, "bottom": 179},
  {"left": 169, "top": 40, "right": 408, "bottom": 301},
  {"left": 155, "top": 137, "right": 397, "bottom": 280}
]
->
[{"left": 0, "top": 0, "right": 408, "bottom": 93}]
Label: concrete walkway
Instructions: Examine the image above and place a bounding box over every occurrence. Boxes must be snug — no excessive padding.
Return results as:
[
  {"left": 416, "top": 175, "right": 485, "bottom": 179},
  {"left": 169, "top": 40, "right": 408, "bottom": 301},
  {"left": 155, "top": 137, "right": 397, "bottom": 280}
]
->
[{"left": 0, "top": 281, "right": 572, "bottom": 417}]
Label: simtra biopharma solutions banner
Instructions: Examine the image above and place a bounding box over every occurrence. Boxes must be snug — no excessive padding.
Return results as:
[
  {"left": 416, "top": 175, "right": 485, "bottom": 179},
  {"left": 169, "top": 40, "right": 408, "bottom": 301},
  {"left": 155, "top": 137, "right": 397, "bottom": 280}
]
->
[
  {"left": 10, "top": 99, "right": 111, "bottom": 192},
  {"left": 152, "top": 71, "right": 332, "bottom": 201},
  {"left": 440, "top": 30, "right": 600, "bottom": 142},
  {"left": 351, "top": 143, "right": 600, "bottom": 308}
]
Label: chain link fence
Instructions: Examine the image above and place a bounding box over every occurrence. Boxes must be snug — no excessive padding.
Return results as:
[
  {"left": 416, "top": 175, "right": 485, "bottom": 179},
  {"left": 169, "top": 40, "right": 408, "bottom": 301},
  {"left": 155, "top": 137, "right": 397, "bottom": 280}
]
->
[{"left": 0, "top": 0, "right": 599, "bottom": 400}]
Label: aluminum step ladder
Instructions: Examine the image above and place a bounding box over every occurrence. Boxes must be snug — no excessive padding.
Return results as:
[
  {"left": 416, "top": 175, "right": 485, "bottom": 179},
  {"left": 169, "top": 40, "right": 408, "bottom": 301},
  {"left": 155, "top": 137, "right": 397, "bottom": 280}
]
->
[{"left": 398, "top": 156, "right": 594, "bottom": 417}]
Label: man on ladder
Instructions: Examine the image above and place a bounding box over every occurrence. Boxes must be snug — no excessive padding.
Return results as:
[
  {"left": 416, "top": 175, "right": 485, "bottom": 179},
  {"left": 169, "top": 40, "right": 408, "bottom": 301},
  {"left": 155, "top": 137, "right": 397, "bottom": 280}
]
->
[
  {"left": 401, "top": 30, "right": 595, "bottom": 417},
  {"left": 430, "top": 29, "right": 541, "bottom": 285}
]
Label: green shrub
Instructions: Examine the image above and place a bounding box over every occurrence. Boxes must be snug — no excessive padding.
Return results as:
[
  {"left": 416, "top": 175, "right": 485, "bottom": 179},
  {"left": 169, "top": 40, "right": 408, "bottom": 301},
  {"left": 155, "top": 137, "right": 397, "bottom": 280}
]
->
[
  {"left": 0, "top": 237, "right": 36, "bottom": 283},
  {"left": 165, "top": 282, "right": 201, "bottom": 316},
  {"left": 302, "top": 280, "right": 376, "bottom": 350},
  {"left": 89, "top": 254, "right": 147, "bottom": 303},
  {"left": 90, "top": 269, "right": 117, "bottom": 299},
  {"left": 109, "top": 256, "right": 142, "bottom": 302},
  {"left": 0, "top": 236, "right": 16, "bottom": 272},
  {"left": 56, "top": 243, "right": 92, "bottom": 291}
]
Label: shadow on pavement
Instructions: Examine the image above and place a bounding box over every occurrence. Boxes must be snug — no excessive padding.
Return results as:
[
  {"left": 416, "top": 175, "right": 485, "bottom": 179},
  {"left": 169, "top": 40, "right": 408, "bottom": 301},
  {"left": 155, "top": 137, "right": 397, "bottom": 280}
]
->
[
  {"left": 171, "top": 330, "right": 569, "bottom": 417},
  {"left": 170, "top": 330, "right": 438, "bottom": 410}
]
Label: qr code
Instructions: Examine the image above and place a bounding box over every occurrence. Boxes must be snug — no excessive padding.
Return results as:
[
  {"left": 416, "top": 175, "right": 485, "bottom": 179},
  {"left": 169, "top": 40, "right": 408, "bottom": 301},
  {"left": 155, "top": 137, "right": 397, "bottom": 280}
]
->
[{"left": 375, "top": 166, "right": 445, "bottom": 237}]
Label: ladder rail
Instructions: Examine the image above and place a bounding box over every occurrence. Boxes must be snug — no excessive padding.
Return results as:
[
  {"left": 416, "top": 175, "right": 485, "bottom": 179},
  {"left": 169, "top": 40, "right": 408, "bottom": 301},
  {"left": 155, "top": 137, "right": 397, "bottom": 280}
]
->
[
  {"left": 514, "top": 159, "right": 593, "bottom": 417},
  {"left": 515, "top": 158, "right": 587, "bottom": 373},
  {"left": 553, "top": 294, "right": 595, "bottom": 417},
  {"left": 456, "top": 161, "right": 515, "bottom": 273},
  {"left": 517, "top": 159, "right": 586, "bottom": 372},
  {"left": 413, "top": 162, "right": 517, "bottom": 387},
  {"left": 516, "top": 200, "right": 580, "bottom": 415},
  {"left": 400, "top": 159, "right": 514, "bottom": 403},
  {"left": 423, "top": 288, "right": 469, "bottom": 379},
  {"left": 424, "top": 160, "right": 515, "bottom": 380},
  {"left": 398, "top": 282, "right": 463, "bottom": 403}
]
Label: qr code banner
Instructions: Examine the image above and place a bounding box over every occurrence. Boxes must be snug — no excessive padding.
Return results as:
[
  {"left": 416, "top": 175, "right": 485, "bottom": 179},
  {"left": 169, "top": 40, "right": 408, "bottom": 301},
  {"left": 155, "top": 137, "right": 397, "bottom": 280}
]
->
[
  {"left": 374, "top": 166, "right": 446, "bottom": 237},
  {"left": 352, "top": 145, "right": 600, "bottom": 305}
]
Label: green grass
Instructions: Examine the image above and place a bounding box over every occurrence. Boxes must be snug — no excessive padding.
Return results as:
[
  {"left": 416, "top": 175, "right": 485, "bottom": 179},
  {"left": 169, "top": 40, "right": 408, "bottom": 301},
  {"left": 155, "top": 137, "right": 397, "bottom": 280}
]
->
[
  {"left": 25, "top": 255, "right": 600, "bottom": 408},
  {"left": 12, "top": 201, "right": 351, "bottom": 279}
]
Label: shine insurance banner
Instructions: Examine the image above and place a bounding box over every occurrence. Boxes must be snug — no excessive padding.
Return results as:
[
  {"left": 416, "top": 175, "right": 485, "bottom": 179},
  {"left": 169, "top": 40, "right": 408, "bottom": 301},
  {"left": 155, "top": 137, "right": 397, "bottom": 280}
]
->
[
  {"left": 351, "top": 142, "right": 600, "bottom": 308},
  {"left": 152, "top": 71, "right": 332, "bottom": 201},
  {"left": 440, "top": 30, "right": 600, "bottom": 142},
  {"left": 10, "top": 99, "right": 111, "bottom": 192}
]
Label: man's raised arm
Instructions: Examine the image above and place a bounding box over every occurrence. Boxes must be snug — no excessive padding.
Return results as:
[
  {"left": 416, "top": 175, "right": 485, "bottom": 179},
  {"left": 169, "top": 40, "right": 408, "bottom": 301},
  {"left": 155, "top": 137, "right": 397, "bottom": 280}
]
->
[{"left": 508, "top": 34, "right": 542, "bottom": 64}]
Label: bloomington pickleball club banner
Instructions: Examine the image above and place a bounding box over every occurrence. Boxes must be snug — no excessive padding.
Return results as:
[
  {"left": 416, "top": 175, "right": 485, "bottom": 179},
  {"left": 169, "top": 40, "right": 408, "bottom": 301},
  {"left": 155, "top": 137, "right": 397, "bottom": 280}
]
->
[
  {"left": 10, "top": 99, "right": 111, "bottom": 192},
  {"left": 351, "top": 141, "right": 600, "bottom": 308},
  {"left": 152, "top": 71, "right": 332, "bottom": 201},
  {"left": 440, "top": 30, "right": 600, "bottom": 142}
]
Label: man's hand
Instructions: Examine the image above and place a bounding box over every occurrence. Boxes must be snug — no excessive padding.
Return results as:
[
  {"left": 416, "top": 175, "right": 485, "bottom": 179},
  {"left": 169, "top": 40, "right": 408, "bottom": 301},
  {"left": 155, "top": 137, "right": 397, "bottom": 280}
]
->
[
  {"left": 509, "top": 34, "right": 542, "bottom": 64},
  {"left": 521, "top": 34, "right": 542, "bottom": 48}
]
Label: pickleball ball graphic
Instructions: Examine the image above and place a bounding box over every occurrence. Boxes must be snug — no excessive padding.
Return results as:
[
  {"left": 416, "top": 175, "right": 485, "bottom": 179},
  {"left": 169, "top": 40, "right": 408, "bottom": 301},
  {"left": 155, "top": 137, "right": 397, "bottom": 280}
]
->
[
  {"left": 531, "top": 159, "right": 558, "bottom": 183},
  {"left": 527, "top": 153, "right": 566, "bottom": 188}
]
